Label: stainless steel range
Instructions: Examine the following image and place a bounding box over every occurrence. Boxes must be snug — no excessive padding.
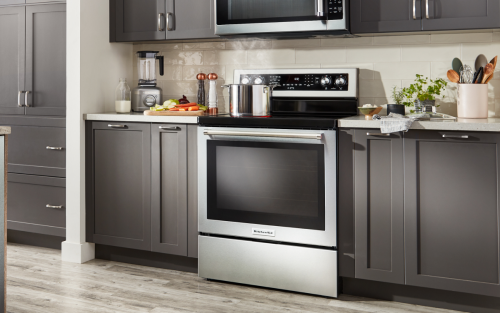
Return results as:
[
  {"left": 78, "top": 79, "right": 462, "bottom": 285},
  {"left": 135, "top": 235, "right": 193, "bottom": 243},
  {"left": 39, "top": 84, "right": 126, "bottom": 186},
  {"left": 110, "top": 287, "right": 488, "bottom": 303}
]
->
[{"left": 197, "top": 69, "right": 359, "bottom": 298}]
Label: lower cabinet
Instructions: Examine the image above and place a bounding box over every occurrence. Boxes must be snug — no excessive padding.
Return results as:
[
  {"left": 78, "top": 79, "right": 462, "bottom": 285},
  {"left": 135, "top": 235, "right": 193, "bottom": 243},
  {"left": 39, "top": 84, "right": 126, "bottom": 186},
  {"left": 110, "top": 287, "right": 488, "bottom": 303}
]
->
[
  {"left": 404, "top": 130, "right": 500, "bottom": 297},
  {"left": 353, "top": 129, "right": 405, "bottom": 284},
  {"left": 346, "top": 128, "right": 500, "bottom": 298},
  {"left": 87, "top": 121, "right": 198, "bottom": 258}
]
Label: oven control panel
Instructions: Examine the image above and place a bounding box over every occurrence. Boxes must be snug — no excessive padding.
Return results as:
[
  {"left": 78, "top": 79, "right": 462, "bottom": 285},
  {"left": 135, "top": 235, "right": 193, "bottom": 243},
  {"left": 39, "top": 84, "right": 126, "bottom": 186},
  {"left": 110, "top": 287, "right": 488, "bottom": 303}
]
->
[{"left": 239, "top": 73, "right": 349, "bottom": 91}]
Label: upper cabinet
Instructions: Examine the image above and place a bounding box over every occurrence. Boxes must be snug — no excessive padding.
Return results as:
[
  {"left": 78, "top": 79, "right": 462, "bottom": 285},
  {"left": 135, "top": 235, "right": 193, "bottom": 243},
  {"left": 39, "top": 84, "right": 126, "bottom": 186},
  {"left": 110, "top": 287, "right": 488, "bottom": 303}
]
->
[
  {"left": 0, "top": 4, "right": 66, "bottom": 116},
  {"left": 111, "top": 0, "right": 217, "bottom": 42},
  {"left": 351, "top": 0, "right": 500, "bottom": 34}
]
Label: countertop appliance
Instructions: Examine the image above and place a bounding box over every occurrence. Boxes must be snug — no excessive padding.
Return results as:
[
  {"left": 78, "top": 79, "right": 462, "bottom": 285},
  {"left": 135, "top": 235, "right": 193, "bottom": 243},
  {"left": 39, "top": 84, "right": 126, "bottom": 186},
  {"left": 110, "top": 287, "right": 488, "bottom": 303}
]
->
[
  {"left": 132, "top": 51, "right": 164, "bottom": 112},
  {"left": 198, "top": 68, "right": 359, "bottom": 298},
  {"left": 215, "top": 0, "right": 349, "bottom": 36}
]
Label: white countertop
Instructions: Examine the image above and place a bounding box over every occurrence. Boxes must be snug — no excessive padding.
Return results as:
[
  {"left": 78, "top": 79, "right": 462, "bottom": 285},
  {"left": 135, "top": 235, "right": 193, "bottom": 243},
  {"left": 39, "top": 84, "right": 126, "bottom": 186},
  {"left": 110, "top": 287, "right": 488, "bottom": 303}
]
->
[
  {"left": 84, "top": 112, "right": 199, "bottom": 124},
  {"left": 339, "top": 115, "right": 500, "bottom": 132},
  {"left": 0, "top": 127, "right": 10, "bottom": 135}
]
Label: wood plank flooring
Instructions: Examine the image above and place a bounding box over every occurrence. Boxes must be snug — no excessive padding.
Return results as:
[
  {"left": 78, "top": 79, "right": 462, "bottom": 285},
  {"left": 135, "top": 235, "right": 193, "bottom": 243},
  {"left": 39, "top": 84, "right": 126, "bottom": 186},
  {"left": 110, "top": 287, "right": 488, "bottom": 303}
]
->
[{"left": 6, "top": 243, "right": 462, "bottom": 313}]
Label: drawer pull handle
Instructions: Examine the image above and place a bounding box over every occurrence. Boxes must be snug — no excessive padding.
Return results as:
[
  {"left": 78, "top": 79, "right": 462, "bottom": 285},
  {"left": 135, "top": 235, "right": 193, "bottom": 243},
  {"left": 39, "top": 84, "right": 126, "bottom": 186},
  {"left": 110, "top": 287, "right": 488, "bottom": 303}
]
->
[
  {"left": 18, "top": 91, "right": 25, "bottom": 107},
  {"left": 46, "top": 204, "right": 63, "bottom": 209},
  {"left": 46, "top": 146, "right": 63, "bottom": 150},
  {"left": 108, "top": 124, "right": 126, "bottom": 128},
  {"left": 159, "top": 126, "right": 180, "bottom": 131},
  {"left": 25, "top": 91, "right": 30, "bottom": 107},
  {"left": 442, "top": 134, "right": 469, "bottom": 139},
  {"left": 366, "top": 132, "right": 390, "bottom": 136}
]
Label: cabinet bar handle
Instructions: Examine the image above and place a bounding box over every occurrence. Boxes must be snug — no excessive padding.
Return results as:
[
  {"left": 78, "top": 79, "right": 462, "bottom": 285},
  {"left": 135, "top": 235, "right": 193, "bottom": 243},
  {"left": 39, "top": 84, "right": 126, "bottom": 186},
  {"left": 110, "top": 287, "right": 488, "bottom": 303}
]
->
[
  {"left": 442, "top": 134, "right": 468, "bottom": 139},
  {"left": 426, "top": 0, "right": 429, "bottom": 19},
  {"left": 18, "top": 91, "right": 24, "bottom": 107},
  {"left": 158, "top": 13, "right": 164, "bottom": 31},
  {"left": 366, "top": 132, "right": 390, "bottom": 136},
  {"left": 413, "top": 0, "right": 416, "bottom": 19},
  {"left": 46, "top": 146, "right": 63, "bottom": 150},
  {"left": 316, "top": 0, "right": 325, "bottom": 17},
  {"left": 159, "top": 126, "right": 180, "bottom": 130},
  {"left": 204, "top": 130, "right": 323, "bottom": 140},
  {"left": 108, "top": 124, "right": 126, "bottom": 128},
  {"left": 24, "top": 91, "right": 30, "bottom": 107},
  {"left": 166, "top": 12, "right": 173, "bottom": 31},
  {"left": 46, "top": 204, "right": 63, "bottom": 209}
]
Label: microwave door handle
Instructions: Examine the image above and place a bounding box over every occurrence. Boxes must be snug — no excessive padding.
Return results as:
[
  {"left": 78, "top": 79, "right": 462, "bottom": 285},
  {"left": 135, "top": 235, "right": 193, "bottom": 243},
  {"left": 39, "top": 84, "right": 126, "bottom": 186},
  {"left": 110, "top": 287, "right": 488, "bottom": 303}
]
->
[
  {"left": 316, "top": 0, "right": 325, "bottom": 17},
  {"left": 204, "top": 130, "right": 323, "bottom": 140}
]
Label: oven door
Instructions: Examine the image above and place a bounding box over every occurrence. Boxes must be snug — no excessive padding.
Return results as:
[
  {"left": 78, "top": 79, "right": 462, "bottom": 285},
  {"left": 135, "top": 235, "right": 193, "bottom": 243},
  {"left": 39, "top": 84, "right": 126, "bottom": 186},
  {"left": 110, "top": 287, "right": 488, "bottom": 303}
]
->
[
  {"left": 215, "top": 0, "right": 329, "bottom": 35},
  {"left": 198, "top": 127, "right": 337, "bottom": 247}
]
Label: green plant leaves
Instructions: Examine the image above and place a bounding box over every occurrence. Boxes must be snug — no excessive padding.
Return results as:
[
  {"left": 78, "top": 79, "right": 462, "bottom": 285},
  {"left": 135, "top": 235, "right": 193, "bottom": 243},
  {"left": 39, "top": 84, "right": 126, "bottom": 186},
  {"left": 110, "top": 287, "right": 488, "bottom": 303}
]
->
[{"left": 401, "top": 74, "right": 448, "bottom": 107}]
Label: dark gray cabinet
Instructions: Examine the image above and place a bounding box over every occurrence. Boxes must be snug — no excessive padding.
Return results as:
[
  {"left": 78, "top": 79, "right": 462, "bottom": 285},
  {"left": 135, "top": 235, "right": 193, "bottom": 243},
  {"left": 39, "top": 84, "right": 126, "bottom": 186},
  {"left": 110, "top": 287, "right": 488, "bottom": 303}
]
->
[
  {"left": 351, "top": 0, "right": 422, "bottom": 34},
  {"left": 111, "top": 0, "right": 216, "bottom": 42},
  {"left": 0, "top": 0, "right": 25, "bottom": 5},
  {"left": 165, "top": 0, "right": 217, "bottom": 40},
  {"left": 351, "top": 0, "right": 500, "bottom": 34},
  {"left": 25, "top": 4, "right": 66, "bottom": 116},
  {"left": 151, "top": 124, "right": 188, "bottom": 256},
  {"left": 187, "top": 125, "right": 198, "bottom": 258},
  {"left": 90, "top": 122, "right": 152, "bottom": 251},
  {"left": 0, "top": 6, "right": 25, "bottom": 115},
  {"left": 404, "top": 131, "right": 500, "bottom": 298},
  {"left": 7, "top": 174, "right": 65, "bottom": 237},
  {"left": 353, "top": 129, "right": 405, "bottom": 284}
]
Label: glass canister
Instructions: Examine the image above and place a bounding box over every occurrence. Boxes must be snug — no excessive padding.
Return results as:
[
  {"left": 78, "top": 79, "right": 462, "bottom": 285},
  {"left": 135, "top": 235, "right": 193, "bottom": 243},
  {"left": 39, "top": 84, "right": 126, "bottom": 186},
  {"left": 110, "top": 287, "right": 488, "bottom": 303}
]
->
[{"left": 115, "top": 78, "right": 131, "bottom": 113}]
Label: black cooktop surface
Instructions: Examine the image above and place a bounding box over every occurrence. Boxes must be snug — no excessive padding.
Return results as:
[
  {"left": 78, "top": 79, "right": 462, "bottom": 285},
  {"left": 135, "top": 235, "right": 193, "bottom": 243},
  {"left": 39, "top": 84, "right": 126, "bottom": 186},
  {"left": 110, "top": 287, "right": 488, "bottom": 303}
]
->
[{"left": 198, "top": 114, "right": 353, "bottom": 129}]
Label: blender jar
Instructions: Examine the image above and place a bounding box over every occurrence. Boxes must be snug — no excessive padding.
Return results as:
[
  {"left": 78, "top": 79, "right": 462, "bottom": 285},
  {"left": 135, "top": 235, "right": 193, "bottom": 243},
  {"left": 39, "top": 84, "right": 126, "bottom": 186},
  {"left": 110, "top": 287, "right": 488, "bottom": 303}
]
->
[{"left": 137, "top": 51, "right": 164, "bottom": 86}]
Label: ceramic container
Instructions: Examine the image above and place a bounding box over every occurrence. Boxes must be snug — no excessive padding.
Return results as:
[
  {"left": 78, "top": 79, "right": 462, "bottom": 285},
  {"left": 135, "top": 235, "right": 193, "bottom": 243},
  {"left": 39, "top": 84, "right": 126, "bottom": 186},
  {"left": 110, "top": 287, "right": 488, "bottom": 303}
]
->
[{"left": 457, "top": 84, "right": 488, "bottom": 119}]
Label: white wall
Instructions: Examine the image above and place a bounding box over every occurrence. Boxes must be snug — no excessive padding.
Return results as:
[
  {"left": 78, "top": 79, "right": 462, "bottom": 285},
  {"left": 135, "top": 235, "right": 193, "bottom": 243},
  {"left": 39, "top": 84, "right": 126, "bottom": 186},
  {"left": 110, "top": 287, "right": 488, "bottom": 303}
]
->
[{"left": 63, "top": 0, "right": 133, "bottom": 263}]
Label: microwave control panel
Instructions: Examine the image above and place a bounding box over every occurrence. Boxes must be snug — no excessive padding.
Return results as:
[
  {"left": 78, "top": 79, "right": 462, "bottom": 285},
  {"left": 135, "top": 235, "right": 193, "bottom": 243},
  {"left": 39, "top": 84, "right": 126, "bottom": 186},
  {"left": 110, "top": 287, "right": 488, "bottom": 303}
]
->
[
  {"left": 327, "top": 0, "right": 344, "bottom": 20},
  {"left": 239, "top": 73, "right": 349, "bottom": 91}
]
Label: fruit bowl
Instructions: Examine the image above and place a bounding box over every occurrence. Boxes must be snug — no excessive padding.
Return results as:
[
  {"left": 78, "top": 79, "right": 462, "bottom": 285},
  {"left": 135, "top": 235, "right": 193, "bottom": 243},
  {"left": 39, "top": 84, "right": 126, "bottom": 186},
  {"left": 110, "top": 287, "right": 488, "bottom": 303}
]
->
[{"left": 358, "top": 106, "right": 383, "bottom": 120}]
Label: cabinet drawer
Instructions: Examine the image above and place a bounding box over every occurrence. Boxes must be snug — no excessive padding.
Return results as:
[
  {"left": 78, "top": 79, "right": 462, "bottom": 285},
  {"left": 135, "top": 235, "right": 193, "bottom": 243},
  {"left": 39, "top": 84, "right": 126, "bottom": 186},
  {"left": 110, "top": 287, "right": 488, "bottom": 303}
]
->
[
  {"left": 8, "top": 125, "right": 65, "bottom": 177},
  {"left": 7, "top": 173, "right": 65, "bottom": 237}
]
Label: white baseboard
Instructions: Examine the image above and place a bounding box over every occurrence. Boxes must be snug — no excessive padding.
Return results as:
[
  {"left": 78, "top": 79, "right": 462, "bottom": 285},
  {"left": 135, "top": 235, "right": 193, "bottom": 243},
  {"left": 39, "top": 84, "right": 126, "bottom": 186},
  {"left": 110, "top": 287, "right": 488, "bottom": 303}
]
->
[{"left": 61, "top": 241, "right": 95, "bottom": 263}]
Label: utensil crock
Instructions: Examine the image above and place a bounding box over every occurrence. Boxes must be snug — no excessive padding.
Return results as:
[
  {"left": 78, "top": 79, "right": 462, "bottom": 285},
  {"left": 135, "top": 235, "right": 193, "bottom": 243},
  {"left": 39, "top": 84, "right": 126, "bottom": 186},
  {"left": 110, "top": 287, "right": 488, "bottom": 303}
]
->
[{"left": 457, "top": 84, "right": 488, "bottom": 119}]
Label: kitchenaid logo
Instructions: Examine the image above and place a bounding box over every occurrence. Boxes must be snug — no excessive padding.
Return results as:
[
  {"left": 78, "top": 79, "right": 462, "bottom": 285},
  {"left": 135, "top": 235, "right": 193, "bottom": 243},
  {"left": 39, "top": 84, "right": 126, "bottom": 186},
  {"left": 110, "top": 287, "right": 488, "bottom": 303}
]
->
[{"left": 252, "top": 228, "right": 275, "bottom": 237}]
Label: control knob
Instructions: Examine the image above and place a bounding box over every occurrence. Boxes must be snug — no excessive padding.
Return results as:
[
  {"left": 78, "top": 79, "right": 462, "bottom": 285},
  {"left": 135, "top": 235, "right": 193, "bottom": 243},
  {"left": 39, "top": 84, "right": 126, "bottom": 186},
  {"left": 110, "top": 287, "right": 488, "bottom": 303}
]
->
[
  {"left": 320, "top": 75, "right": 332, "bottom": 86},
  {"left": 335, "top": 77, "right": 347, "bottom": 87},
  {"left": 254, "top": 76, "right": 265, "bottom": 85},
  {"left": 241, "top": 76, "right": 251, "bottom": 84}
]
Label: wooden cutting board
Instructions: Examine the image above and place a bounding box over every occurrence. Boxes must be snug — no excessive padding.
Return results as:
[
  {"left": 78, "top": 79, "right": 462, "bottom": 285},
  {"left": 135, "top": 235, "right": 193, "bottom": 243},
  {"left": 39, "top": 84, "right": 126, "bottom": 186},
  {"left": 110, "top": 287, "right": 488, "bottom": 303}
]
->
[{"left": 144, "top": 110, "right": 205, "bottom": 116}]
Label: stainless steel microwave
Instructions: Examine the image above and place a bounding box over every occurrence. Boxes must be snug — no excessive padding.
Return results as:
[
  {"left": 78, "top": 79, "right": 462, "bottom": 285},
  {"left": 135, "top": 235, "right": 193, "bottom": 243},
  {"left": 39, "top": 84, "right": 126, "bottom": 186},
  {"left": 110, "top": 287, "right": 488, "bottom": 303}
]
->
[{"left": 215, "top": 0, "right": 349, "bottom": 36}]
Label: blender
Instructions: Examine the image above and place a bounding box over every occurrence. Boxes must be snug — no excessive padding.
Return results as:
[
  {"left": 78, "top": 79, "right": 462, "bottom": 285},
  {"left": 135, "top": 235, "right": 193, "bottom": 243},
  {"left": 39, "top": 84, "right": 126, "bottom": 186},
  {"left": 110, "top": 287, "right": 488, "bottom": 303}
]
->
[{"left": 132, "top": 51, "right": 164, "bottom": 111}]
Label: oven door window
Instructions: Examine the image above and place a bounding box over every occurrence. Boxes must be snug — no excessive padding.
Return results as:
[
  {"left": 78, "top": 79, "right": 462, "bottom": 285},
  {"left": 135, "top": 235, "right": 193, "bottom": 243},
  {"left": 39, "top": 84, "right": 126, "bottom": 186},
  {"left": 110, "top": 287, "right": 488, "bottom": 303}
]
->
[
  {"left": 207, "top": 140, "right": 325, "bottom": 230},
  {"left": 216, "top": 0, "right": 321, "bottom": 25}
]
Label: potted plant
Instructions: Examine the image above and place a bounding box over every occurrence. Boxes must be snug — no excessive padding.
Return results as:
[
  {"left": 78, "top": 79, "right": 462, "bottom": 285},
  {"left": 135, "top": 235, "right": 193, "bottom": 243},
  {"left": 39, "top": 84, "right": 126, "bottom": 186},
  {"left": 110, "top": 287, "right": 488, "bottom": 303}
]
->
[
  {"left": 402, "top": 74, "right": 447, "bottom": 113},
  {"left": 387, "top": 86, "right": 406, "bottom": 115}
]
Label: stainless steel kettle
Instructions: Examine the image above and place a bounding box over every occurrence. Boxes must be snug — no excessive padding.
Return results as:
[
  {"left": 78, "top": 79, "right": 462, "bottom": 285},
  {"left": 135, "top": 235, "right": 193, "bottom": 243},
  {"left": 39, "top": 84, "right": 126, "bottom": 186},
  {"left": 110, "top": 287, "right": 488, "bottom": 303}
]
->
[{"left": 222, "top": 84, "right": 279, "bottom": 117}]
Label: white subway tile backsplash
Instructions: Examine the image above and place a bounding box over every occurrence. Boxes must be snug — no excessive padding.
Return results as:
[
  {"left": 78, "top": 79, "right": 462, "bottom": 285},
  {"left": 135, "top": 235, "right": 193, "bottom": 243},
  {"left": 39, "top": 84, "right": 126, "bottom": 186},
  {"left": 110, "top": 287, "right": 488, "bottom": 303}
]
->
[
  {"left": 296, "top": 48, "right": 346, "bottom": 64},
  {"left": 347, "top": 46, "right": 400, "bottom": 63},
  {"left": 248, "top": 49, "right": 295, "bottom": 64},
  {"left": 136, "top": 33, "right": 500, "bottom": 117}
]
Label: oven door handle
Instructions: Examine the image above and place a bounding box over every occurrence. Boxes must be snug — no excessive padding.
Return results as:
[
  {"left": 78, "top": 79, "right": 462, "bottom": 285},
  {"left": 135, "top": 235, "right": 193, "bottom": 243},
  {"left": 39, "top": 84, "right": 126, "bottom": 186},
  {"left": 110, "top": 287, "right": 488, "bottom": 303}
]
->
[{"left": 203, "top": 130, "right": 323, "bottom": 140}]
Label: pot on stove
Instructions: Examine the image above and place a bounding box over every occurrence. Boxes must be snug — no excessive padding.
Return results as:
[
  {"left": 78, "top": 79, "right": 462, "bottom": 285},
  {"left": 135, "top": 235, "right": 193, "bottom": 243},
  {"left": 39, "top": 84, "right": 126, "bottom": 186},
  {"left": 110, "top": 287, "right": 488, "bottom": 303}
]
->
[{"left": 222, "top": 84, "right": 279, "bottom": 117}]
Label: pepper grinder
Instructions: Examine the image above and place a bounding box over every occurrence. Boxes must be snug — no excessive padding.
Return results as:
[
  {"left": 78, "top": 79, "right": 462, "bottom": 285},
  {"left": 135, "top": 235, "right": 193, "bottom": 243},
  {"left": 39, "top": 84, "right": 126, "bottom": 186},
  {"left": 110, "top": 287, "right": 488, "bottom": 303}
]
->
[
  {"left": 207, "top": 73, "right": 218, "bottom": 115},
  {"left": 196, "top": 73, "right": 206, "bottom": 106}
]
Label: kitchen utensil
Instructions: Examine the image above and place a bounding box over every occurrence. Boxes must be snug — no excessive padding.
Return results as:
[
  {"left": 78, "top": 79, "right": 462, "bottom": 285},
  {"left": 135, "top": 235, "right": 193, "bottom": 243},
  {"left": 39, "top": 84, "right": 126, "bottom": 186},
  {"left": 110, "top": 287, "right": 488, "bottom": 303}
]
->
[
  {"left": 481, "top": 63, "right": 494, "bottom": 83},
  {"left": 457, "top": 84, "right": 488, "bottom": 118},
  {"left": 197, "top": 73, "right": 206, "bottom": 105},
  {"left": 475, "top": 67, "right": 484, "bottom": 84},
  {"left": 208, "top": 73, "right": 218, "bottom": 115},
  {"left": 490, "top": 56, "right": 498, "bottom": 69},
  {"left": 459, "top": 65, "right": 474, "bottom": 84},
  {"left": 472, "top": 71, "right": 479, "bottom": 84},
  {"left": 132, "top": 51, "right": 164, "bottom": 111},
  {"left": 223, "top": 84, "right": 279, "bottom": 117},
  {"left": 452, "top": 58, "right": 463, "bottom": 74},
  {"left": 144, "top": 109, "right": 205, "bottom": 116},
  {"left": 358, "top": 106, "right": 383, "bottom": 120},
  {"left": 447, "top": 70, "right": 460, "bottom": 83},
  {"left": 475, "top": 54, "right": 488, "bottom": 71}
]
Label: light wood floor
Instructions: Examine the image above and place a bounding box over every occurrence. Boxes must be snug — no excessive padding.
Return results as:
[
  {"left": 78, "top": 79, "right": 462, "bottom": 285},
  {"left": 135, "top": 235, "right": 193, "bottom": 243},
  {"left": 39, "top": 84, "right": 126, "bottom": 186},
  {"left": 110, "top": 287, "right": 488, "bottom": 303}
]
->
[{"left": 6, "top": 243, "right": 462, "bottom": 313}]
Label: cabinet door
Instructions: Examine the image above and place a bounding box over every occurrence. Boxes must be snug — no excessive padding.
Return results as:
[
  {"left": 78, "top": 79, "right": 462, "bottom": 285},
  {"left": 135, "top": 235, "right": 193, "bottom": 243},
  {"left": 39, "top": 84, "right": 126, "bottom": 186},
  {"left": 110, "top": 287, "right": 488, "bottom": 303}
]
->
[
  {"left": 114, "top": 0, "right": 166, "bottom": 42},
  {"left": 422, "top": 0, "right": 500, "bottom": 31},
  {"left": 165, "top": 0, "right": 217, "bottom": 40},
  {"left": 0, "top": 7, "right": 25, "bottom": 115},
  {"left": 151, "top": 124, "right": 188, "bottom": 256},
  {"left": 25, "top": 4, "right": 66, "bottom": 116},
  {"left": 91, "top": 122, "right": 151, "bottom": 251},
  {"left": 351, "top": 0, "right": 422, "bottom": 34},
  {"left": 354, "top": 130, "right": 405, "bottom": 284},
  {"left": 405, "top": 131, "right": 500, "bottom": 297}
]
